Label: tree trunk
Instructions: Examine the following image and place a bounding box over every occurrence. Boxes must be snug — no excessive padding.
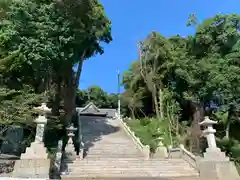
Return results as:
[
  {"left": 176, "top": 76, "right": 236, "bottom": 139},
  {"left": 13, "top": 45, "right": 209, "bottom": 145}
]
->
[
  {"left": 190, "top": 104, "right": 204, "bottom": 154},
  {"left": 63, "top": 66, "right": 74, "bottom": 127},
  {"left": 158, "top": 86, "right": 164, "bottom": 119},
  {"left": 153, "top": 84, "right": 160, "bottom": 119},
  {"left": 129, "top": 105, "right": 135, "bottom": 119},
  {"left": 225, "top": 121, "right": 230, "bottom": 139},
  {"left": 52, "top": 76, "right": 61, "bottom": 116},
  {"left": 63, "top": 52, "right": 86, "bottom": 127}
]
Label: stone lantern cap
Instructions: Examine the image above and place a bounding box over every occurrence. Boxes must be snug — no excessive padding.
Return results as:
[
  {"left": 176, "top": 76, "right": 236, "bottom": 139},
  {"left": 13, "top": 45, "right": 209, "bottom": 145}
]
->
[
  {"left": 199, "top": 116, "right": 217, "bottom": 136},
  {"left": 199, "top": 116, "right": 217, "bottom": 126},
  {"left": 34, "top": 103, "right": 51, "bottom": 114},
  {"left": 66, "top": 124, "right": 77, "bottom": 137},
  {"left": 35, "top": 115, "right": 48, "bottom": 124}
]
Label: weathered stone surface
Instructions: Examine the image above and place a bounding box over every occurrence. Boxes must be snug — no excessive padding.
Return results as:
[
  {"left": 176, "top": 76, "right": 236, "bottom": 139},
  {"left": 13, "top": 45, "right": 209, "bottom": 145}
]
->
[
  {"left": 20, "top": 142, "right": 48, "bottom": 159},
  {"left": 12, "top": 159, "right": 50, "bottom": 178}
]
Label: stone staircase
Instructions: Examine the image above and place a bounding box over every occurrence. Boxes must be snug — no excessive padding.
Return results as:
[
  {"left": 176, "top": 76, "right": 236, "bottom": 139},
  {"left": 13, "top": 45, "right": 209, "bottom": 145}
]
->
[{"left": 61, "top": 116, "right": 200, "bottom": 179}]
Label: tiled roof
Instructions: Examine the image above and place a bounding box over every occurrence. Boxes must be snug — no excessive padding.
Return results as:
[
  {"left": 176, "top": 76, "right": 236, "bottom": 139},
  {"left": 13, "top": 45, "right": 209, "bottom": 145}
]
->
[{"left": 76, "top": 102, "right": 117, "bottom": 117}]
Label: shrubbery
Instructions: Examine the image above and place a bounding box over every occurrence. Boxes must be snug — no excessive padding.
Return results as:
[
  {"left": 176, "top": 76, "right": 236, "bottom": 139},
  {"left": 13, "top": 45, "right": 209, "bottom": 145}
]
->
[{"left": 125, "top": 117, "right": 178, "bottom": 152}]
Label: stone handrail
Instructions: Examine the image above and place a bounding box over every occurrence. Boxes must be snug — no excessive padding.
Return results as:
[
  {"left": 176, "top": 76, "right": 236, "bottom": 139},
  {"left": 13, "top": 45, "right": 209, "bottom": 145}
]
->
[
  {"left": 168, "top": 144, "right": 199, "bottom": 171},
  {"left": 118, "top": 118, "right": 150, "bottom": 159},
  {"left": 180, "top": 144, "right": 198, "bottom": 170}
]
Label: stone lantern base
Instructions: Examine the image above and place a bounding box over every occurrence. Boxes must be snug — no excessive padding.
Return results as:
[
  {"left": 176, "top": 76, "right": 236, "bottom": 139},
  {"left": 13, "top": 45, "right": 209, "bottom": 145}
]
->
[
  {"left": 199, "top": 148, "right": 239, "bottom": 180},
  {"left": 203, "top": 148, "right": 229, "bottom": 161},
  {"left": 152, "top": 146, "right": 168, "bottom": 159},
  {"left": 12, "top": 142, "right": 50, "bottom": 178},
  {"left": 21, "top": 142, "right": 48, "bottom": 159}
]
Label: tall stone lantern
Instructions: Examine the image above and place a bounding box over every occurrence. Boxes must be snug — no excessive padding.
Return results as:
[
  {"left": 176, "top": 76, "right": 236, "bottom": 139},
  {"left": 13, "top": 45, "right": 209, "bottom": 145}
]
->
[
  {"left": 199, "top": 116, "right": 227, "bottom": 160},
  {"left": 13, "top": 103, "right": 51, "bottom": 178},
  {"left": 20, "top": 103, "right": 51, "bottom": 159},
  {"left": 198, "top": 116, "right": 240, "bottom": 180}
]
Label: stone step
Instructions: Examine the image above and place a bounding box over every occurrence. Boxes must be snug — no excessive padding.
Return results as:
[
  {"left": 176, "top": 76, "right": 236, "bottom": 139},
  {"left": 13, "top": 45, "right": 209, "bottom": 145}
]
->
[
  {"left": 68, "top": 164, "right": 192, "bottom": 168},
  {"left": 72, "top": 158, "right": 186, "bottom": 162},
  {"left": 85, "top": 153, "right": 144, "bottom": 156},
  {"left": 61, "top": 175, "right": 200, "bottom": 180},
  {"left": 87, "top": 147, "right": 139, "bottom": 150},
  {"left": 69, "top": 162, "right": 190, "bottom": 167},
  {"left": 87, "top": 149, "right": 141, "bottom": 152},
  {"left": 88, "top": 145, "right": 139, "bottom": 148},
  {"left": 69, "top": 168, "right": 195, "bottom": 173},
  {"left": 69, "top": 169, "right": 197, "bottom": 174},
  {"left": 63, "top": 172, "right": 199, "bottom": 177}
]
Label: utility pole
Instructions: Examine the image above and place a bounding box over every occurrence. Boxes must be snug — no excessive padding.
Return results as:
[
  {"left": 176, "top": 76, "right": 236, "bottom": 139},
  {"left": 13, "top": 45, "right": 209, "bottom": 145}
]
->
[{"left": 117, "top": 69, "right": 121, "bottom": 119}]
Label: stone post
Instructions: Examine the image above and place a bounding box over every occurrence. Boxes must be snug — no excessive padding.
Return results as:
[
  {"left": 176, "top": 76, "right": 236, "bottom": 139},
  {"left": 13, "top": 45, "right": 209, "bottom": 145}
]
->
[{"left": 198, "top": 116, "right": 239, "bottom": 180}]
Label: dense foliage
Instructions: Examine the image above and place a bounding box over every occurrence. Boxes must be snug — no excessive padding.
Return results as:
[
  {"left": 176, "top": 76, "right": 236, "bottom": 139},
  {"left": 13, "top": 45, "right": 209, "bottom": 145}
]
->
[
  {"left": 121, "top": 14, "right": 240, "bottom": 162},
  {"left": 76, "top": 85, "right": 118, "bottom": 108},
  {"left": 1, "top": 0, "right": 240, "bottom": 169},
  {"left": 0, "top": 0, "right": 112, "bottom": 141}
]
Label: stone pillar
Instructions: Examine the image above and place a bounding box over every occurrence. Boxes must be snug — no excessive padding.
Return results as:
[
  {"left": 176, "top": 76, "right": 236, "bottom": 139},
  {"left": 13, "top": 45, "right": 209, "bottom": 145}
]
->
[
  {"left": 12, "top": 103, "right": 51, "bottom": 178},
  {"left": 153, "top": 128, "right": 168, "bottom": 158},
  {"left": 198, "top": 116, "right": 239, "bottom": 180}
]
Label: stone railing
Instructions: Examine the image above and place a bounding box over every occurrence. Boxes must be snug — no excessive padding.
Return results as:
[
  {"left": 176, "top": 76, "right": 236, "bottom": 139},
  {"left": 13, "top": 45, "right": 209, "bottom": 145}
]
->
[
  {"left": 179, "top": 144, "right": 200, "bottom": 171},
  {"left": 168, "top": 144, "right": 200, "bottom": 171},
  {"left": 118, "top": 118, "right": 150, "bottom": 159}
]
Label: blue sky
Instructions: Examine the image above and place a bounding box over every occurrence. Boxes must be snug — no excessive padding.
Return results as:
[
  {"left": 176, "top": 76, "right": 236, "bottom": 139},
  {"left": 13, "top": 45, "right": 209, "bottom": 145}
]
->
[{"left": 79, "top": 0, "right": 240, "bottom": 94}]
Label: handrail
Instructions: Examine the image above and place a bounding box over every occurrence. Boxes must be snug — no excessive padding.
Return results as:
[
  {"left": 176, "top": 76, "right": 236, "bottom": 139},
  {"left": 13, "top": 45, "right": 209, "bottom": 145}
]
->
[
  {"left": 168, "top": 144, "right": 199, "bottom": 171},
  {"left": 118, "top": 118, "right": 150, "bottom": 158},
  {"left": 179, "top": 144, "right": 199, "bottom": 171},
  {"left": 179, "top": 144, "right": 196, "bottom": 161}
]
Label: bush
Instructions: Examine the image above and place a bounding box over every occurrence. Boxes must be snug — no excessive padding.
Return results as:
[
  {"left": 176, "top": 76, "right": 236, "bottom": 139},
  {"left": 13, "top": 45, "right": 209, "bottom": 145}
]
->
[{"left": 125, "top": 117, "right": 176, "bottom": 152}]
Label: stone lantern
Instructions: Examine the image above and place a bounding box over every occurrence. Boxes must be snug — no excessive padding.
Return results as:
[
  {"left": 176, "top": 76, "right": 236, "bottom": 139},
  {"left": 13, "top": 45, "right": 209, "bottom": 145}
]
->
[
  {"left": 199, "top": 116, "right": 218, "bottom": 150},
  {"left": 199, "top": 116, "right": 227, "bottom": 160},
  {"left": 197, "top": 116, "right": 240, "bottom": 180},
  {"left": 65, "top": 124, "right": 77, "bottom": 161},
  {"left": 153, "top": 128, "right": 167, "bottom": 158},
  {"left": 33, "top": 103, "right": 51, "bottom": 143},
  {"left": 13, "top": 103, "right": 51, "bottom": 178},
  {"left": 155, "top": 128, "right": 164, "bottom": 147}
]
